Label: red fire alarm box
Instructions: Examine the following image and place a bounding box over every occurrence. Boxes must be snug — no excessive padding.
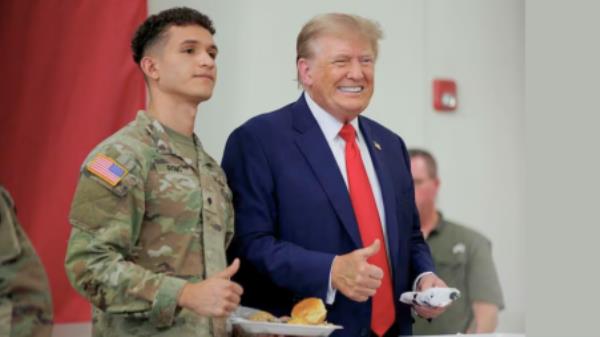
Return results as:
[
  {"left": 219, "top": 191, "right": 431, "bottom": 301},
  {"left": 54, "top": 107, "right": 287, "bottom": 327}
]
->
[{"left": 433, "top": 79, "right": 457, "bottom": 111}]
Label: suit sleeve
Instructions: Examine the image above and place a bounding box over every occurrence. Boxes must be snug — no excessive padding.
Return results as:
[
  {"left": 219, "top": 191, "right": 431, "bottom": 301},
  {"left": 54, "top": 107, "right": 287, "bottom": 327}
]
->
[
  {"left": 397, "top": 138, "right": 436, "bottom": 281},
  {"left": 222, "top": 126, "right": 335, "bottom": 299}
]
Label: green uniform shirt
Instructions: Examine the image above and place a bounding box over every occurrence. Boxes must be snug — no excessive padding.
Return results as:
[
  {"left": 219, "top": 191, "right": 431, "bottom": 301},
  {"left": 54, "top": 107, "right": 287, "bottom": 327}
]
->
[
  {"left": 413, "top": 212, "right": 504, "bottom": 335},
  {"left": 0, "top": 186, "right": 53, "bottom": 337},
  {"left": 65, "top": 111, "right": 234, "bottom": 337}
]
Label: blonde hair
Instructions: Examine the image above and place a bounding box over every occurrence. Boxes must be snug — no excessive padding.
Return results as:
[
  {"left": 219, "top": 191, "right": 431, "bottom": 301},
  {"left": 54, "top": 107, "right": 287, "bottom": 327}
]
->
[
  {"left": 297, "top": 13, "right": 383, "bottom": 60},
  {"left": 296, "top": 13, "right": 383, "bottom": 83}
]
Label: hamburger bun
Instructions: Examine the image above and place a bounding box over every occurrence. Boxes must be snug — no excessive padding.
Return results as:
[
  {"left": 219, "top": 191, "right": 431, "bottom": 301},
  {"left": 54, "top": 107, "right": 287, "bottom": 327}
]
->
[
  {"left": 291, "top": 297, "right": 326, "bottom": 325},
  {"left": 286, "top": 317, "right": 308, "bottom": 325}
]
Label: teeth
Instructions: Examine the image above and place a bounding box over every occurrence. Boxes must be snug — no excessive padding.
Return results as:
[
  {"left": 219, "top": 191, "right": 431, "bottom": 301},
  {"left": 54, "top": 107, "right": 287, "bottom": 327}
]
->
[{"left": 339, "top": 86, "right": 363, "bottom": 93}]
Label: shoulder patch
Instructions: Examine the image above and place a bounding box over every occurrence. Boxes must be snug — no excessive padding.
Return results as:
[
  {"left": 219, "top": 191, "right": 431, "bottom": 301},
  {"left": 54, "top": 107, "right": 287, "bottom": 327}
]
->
[{"left": 86, "top": 154, "right": 128, "bottom": 186}]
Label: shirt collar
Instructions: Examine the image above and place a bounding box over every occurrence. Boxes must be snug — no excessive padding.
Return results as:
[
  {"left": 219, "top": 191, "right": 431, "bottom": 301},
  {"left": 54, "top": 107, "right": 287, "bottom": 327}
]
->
[
  {"left": 138, "top": 110, "right": 199, "bottom": 168},
  {"left": 304, "top": 92, "right": 360, "bottom": 141},
  {"left": 430, "top": 211, "right": 447, "bottom": 236}
]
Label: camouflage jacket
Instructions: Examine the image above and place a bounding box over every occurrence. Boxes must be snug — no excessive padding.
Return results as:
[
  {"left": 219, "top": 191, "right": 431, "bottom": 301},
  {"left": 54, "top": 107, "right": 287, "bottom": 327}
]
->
[
  {"left": 65, "top": 111, "right": 234, "bottom": 337},
  {"left": 0, "top": 186, "right": 53, "bottom": 337}
]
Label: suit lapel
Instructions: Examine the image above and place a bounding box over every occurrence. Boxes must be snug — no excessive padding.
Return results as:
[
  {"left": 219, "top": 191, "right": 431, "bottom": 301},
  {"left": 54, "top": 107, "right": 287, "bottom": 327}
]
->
[
  {"left": 291, "top": 95, "right": 363, "bottom": 249},
  {"left": 358, "top": 118, "right": 400, "bottom": 272}
]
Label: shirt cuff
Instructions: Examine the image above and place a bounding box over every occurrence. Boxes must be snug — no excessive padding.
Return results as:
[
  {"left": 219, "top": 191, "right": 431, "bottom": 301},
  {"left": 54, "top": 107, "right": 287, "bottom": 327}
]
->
[
  {"left": 149, "top": 275, "right": 187, "bottom": 328},
  {"left": 413, "top": 271, "right": 434, "bottom": 291},
  {"left": 326, "top": 261, "right": 337, "bottom": 304}
]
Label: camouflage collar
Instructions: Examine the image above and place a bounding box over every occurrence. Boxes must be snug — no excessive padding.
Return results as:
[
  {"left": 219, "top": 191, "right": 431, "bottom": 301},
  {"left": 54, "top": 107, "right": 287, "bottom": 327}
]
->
[{"left": 137, "top": 111, "right": 199, "bottom": 168}]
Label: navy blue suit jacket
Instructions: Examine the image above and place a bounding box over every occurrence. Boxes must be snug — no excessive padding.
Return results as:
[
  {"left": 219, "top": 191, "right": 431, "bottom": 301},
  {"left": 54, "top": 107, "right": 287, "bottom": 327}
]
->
[{"left": 222, "top": 94, "right": 434, "bottom": 337}]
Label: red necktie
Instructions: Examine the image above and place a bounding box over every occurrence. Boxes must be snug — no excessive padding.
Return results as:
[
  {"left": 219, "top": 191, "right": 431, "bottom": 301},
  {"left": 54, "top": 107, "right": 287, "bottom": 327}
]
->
[{"left": 339, "top": 123, "right": 395, "bottom": 337}]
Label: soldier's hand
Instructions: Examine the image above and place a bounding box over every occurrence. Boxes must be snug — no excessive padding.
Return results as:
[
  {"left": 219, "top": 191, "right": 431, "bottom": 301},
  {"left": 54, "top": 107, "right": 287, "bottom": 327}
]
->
[
  {"left": 177, "top": 258, "right": 244, "bottom": 317},
  {"left": 331, "top": 240, "right": 383, "bottom": 302}
]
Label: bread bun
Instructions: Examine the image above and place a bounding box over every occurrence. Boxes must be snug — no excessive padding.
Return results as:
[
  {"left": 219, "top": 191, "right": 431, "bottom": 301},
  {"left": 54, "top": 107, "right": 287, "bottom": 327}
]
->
[
  {"left": 290, "top": 297, "right": 326, "bottom": 325},
  {"left": 286, "top": 317, "right": 308, "bottom": 325}
]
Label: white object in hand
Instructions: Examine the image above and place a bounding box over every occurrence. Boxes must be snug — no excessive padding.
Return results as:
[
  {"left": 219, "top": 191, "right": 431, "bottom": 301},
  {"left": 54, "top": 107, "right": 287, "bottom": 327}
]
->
[{"left": 399, "top": 287, "right": 460, "bottom": 307}]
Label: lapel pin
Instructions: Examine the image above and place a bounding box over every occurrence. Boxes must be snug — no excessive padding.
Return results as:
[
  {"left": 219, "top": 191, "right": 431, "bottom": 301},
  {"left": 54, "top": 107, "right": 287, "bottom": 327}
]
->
[{"left": 374, "top": 141, "right": 382, "bottom": 151}]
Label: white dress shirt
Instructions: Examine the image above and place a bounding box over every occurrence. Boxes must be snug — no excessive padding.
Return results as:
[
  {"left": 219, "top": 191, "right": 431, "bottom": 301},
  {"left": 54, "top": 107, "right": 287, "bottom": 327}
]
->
[
  {"left": 304, "top": 93, "right": 432, "bottom": 304},
  {"left": 305, "top": 93, "right": 390, "bottom": 303}
]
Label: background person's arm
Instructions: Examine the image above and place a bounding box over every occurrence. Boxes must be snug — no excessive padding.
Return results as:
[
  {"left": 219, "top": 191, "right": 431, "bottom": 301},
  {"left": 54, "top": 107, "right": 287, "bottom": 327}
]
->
[{"left": 467, "top": 301, "right": 499, "bottom": 333}]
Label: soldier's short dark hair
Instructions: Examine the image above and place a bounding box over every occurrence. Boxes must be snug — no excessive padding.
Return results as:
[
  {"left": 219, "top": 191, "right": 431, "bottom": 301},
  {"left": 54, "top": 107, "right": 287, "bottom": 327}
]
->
[
  {"left": 131, "top": 7, "right": 215, "bottom": 65},
  {"left": 408, "top": 148, "right": 438, "bottom": 179}
]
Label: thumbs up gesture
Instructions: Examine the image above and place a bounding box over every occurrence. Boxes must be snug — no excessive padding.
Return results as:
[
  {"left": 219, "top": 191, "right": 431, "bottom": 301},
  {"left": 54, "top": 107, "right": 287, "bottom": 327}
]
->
[
  {"left": 331, "top": 240, "right": 385, "bottom": 302},
  {"left": 215, "top": 257, "right": 241, "bottom": 279},
  {"left": 177, "top": 258, "right": 244, "bottom": 317}
]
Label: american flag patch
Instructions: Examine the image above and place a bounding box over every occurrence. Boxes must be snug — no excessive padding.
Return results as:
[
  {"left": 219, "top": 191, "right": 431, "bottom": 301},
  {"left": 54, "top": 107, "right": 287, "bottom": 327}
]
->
[{"left": 86, "top": 154, "right": 127, "bottom": 186}]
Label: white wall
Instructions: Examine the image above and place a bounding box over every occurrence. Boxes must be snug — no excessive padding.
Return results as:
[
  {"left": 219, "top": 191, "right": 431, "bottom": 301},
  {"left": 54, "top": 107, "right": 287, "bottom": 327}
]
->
[
  {"left": 421, "top": 0, "right": 525, "bottom": 332},
  {"left": 148, "top": 0, "right": 525, "bottom": 332}
]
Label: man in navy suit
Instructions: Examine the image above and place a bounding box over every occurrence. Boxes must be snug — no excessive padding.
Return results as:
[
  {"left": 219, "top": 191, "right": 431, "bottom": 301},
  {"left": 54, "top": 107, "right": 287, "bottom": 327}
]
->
[{"left": 222, "top": 13, "right": 447, "bottom": 337}]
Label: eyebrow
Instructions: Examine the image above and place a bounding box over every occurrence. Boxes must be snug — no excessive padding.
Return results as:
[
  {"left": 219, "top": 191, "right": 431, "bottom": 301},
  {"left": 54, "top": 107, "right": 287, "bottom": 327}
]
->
[{"left": 180, "top": 39, "right": 218, "bottom": 52}]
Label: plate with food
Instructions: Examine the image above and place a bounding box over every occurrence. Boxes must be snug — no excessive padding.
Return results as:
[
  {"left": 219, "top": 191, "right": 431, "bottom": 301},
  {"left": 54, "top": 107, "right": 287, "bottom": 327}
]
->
[{"left": 229, "top": 298, "right": 343, "bottom": 336}]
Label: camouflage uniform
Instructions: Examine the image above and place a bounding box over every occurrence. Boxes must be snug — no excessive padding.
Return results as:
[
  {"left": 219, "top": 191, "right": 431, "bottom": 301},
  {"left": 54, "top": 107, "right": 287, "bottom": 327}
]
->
[
  {"left": 0, "top": 186, "right": 53, "bottom": 337},
  {"left": 65, "top": 111, "right": 234, "bottom": 337}
]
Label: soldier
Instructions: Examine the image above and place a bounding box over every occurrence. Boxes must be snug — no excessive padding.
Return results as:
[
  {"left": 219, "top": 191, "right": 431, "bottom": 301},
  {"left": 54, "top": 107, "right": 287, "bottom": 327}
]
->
[
  {"left": 0, "top": 185, "right": 53, "bottom": 337},
  {"left": 64, "top": 7, "right": 242, "bottom": 337}
]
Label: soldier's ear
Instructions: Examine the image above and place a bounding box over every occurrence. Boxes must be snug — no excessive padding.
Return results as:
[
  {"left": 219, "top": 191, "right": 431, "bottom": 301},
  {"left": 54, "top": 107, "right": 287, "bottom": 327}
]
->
[{"left": 140, "top": 56, "right": 160, "bottom": 81}]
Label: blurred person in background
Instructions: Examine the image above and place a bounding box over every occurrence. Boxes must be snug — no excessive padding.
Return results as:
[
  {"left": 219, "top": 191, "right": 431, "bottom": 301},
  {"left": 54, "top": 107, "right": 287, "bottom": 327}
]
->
[
  {"left": 0, "top": 185, "right": 53, "bottom": 337},
  {"left": 409, "top": 148, "right": 504, "bottom": 334}
]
